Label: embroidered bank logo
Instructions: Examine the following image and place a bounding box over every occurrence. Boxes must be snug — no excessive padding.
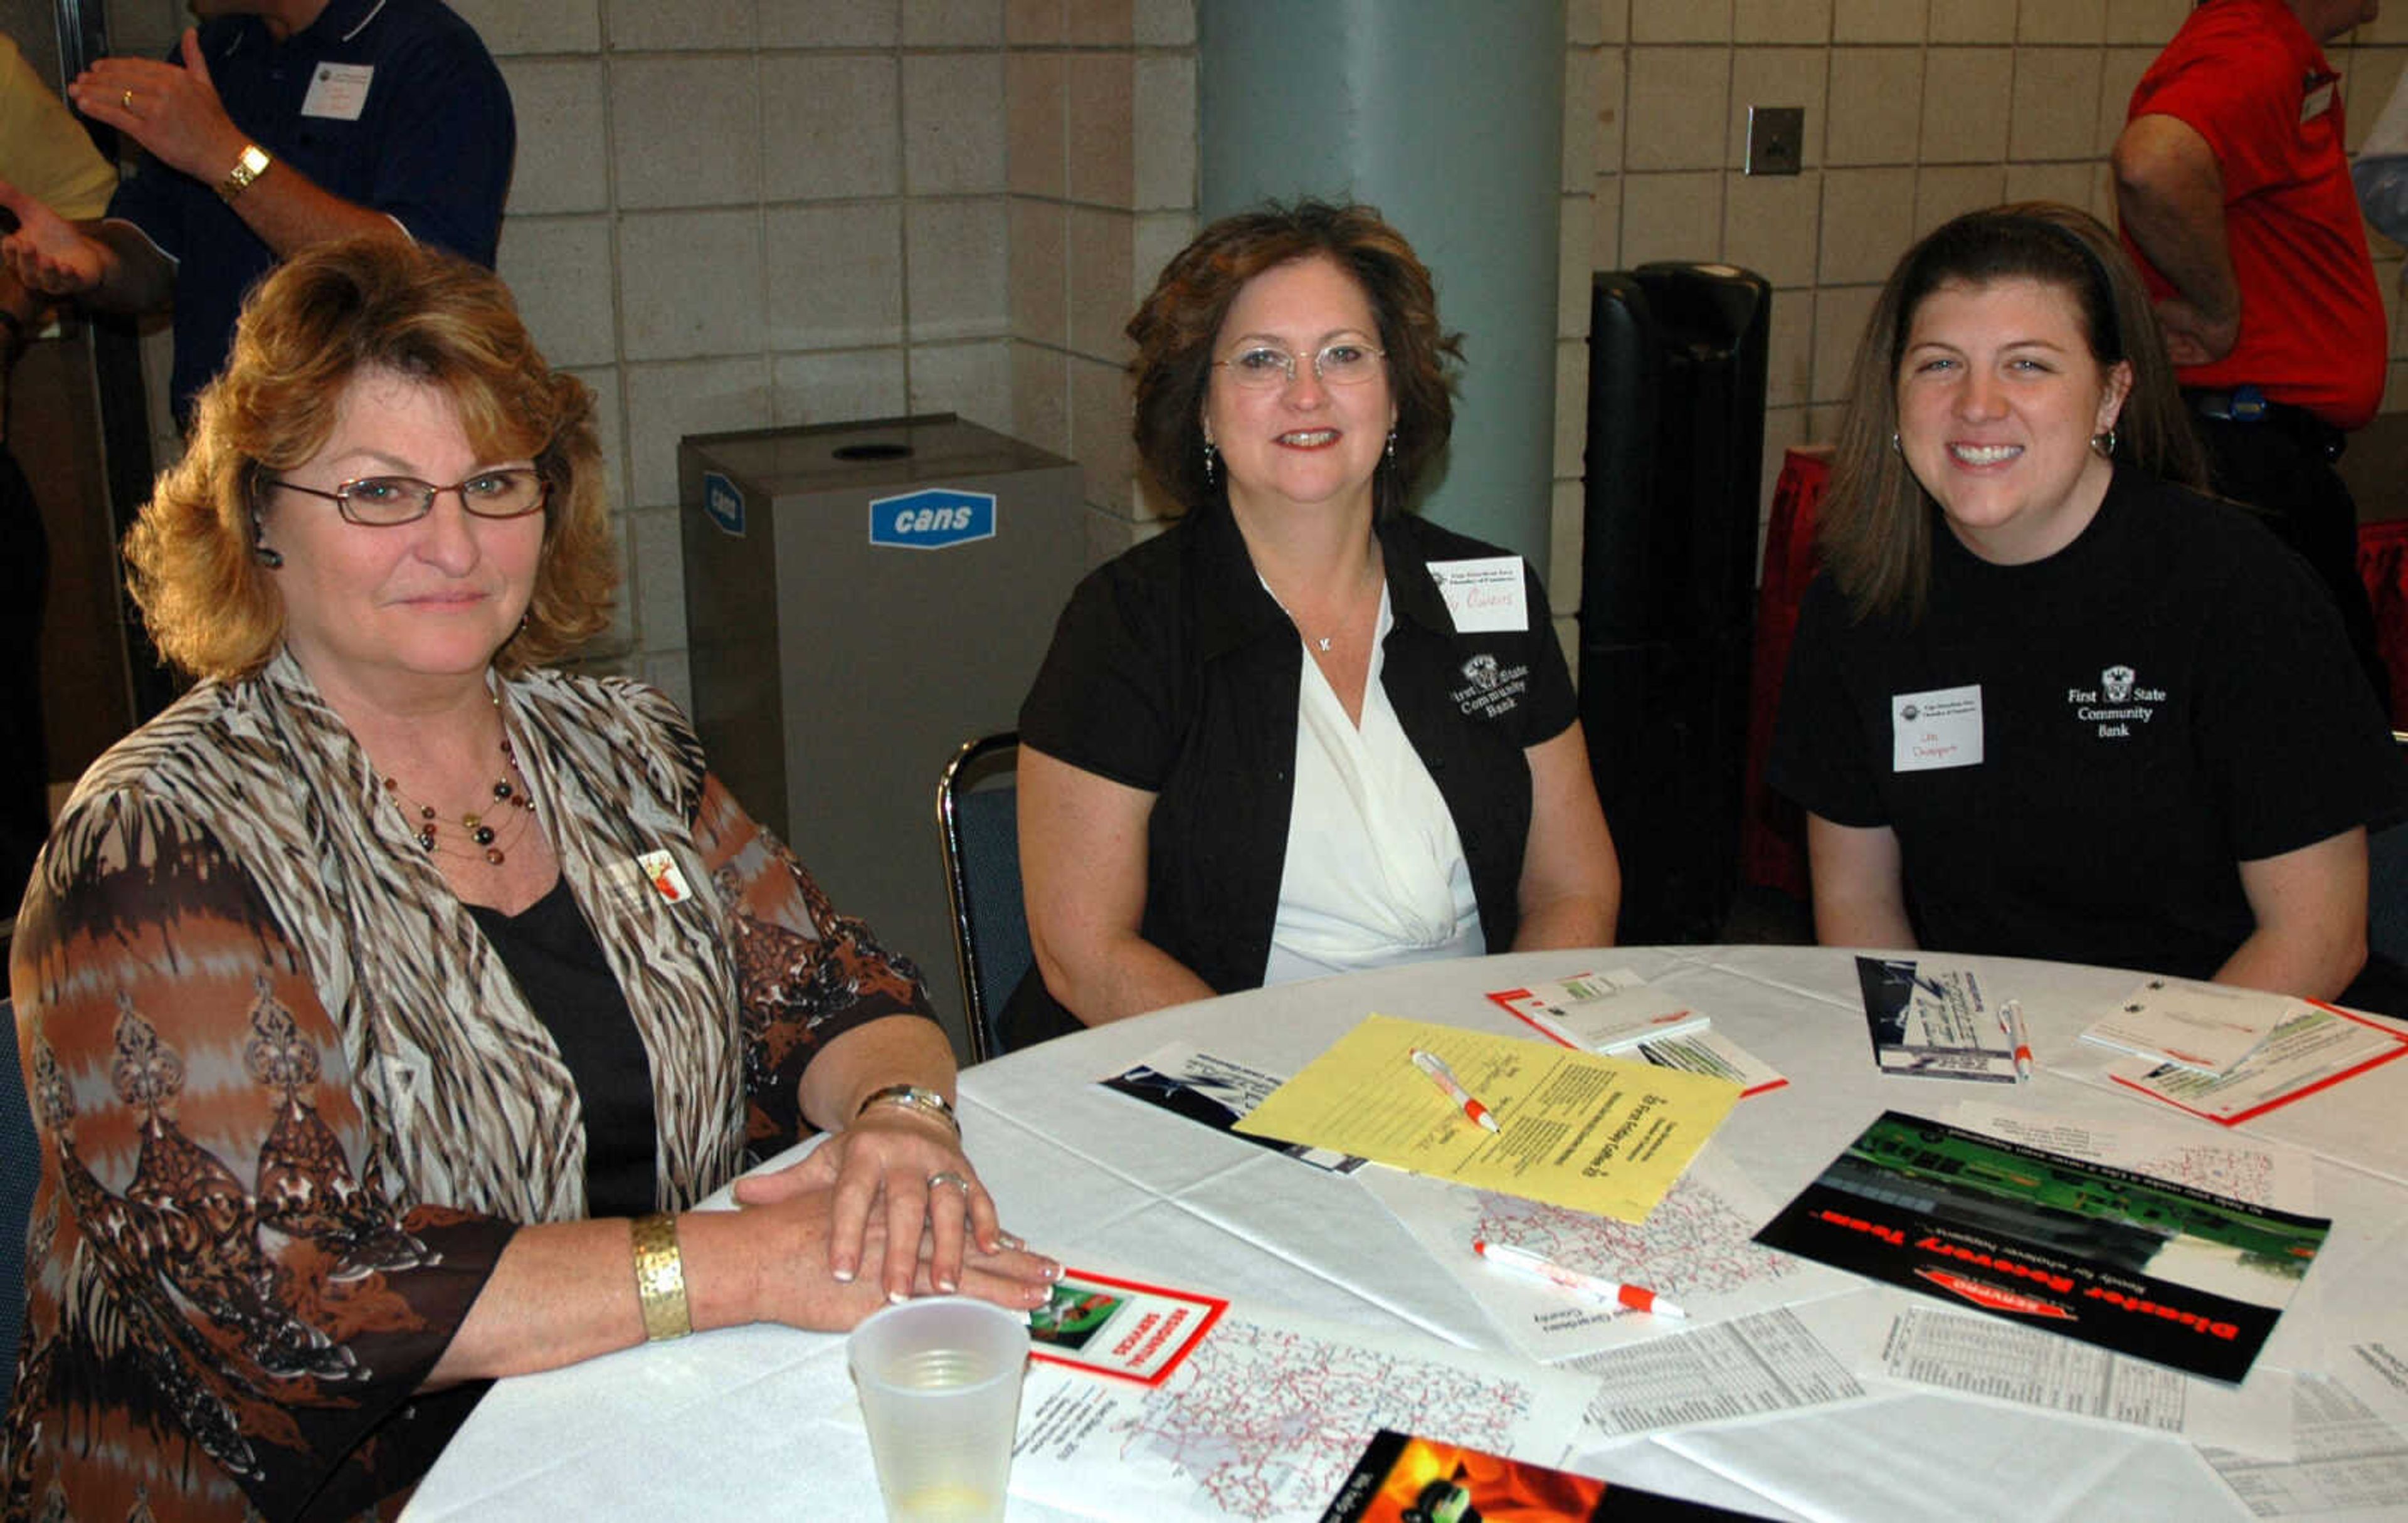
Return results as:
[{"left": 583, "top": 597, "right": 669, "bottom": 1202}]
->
[
  {"left": 868, "top": 487, "right": 995, "bottom": 549},
  {"left": 1450, "top": 653, "right": 1528, "bottom": 718},
  {"left": 2065, "top": 662, "right": 2165, "bottom": 739}
]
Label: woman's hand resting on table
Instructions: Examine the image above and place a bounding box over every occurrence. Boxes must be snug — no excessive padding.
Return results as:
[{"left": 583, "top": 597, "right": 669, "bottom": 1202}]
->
[{"left": 732, "top": 1104, "right": 1054, "bottom": 1309}]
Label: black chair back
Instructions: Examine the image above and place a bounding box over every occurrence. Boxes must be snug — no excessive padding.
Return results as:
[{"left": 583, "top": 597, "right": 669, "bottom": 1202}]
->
[
  {"left": 937, "top": 735, "right": 1032, "bottom": 1063},
  {"left": 2371, "top": 736, "right": 2408, "bottom": 986}
]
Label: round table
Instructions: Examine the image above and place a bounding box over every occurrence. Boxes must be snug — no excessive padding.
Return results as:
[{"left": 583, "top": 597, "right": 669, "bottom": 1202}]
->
[{"left": 405, "top": 946, "right": 2408, "bottom": 1521}]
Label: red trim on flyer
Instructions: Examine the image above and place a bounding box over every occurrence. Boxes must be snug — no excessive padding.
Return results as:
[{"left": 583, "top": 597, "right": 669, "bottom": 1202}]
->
[
  {"left": 2108, "top": 1003, "right": 2408, "bottom": 1127},
  {"left": 1487, "top": 988, "right": 1578, "bottom": 1049},
  {"left": 1025, "top": 1267, "right": 1228, "bottom": 1386}
]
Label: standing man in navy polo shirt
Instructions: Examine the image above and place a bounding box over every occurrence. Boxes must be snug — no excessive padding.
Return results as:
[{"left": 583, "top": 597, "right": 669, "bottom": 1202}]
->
[
  {"left": 2111, "top": 0, "right": 2389, "bottom": 713},
  {"left": 0, "top": 0, "right": 512, "bottom": 428}
]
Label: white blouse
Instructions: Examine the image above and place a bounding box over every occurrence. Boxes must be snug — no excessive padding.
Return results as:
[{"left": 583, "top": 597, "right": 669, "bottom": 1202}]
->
[{"left": 1262, "top": 588, "right": 1486, "bottom": 986}]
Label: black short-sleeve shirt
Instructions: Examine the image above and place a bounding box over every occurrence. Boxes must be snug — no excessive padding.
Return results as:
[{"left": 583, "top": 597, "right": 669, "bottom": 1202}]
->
[
  {"left": 1008, "top": 505, "right": 1576, "bottom": 1041},
  {"left": 1768, "top": 468, "right": 2404, "bottom": 980}
]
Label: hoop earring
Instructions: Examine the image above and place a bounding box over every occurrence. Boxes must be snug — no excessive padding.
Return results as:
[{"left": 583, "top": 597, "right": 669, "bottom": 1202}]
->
[
  {"left": 1201, "top": 439, "right": 1217, "bottom": 487},
  {"left": 2090, "top": 427, "right": 2118, "bottom": 460}
]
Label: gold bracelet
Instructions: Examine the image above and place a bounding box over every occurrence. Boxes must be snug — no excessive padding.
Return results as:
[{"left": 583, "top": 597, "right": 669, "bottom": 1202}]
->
[
  {"left": 853, "top": 1082, "right": 960, "bottom": 1138},
  {"left": 218, "top": 142, "right": 272, "bottom": 203},
  {"left": 629, "top": 1213, "right": 692, "bottom": 1342}
]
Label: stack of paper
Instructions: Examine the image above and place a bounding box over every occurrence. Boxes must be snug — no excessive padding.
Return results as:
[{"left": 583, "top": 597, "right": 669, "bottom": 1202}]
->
[
  {"left": 2079, "top": 978, "right": 2289, "bottom": 1074},
  {"left": 1856, "top": 957, "right": 2019, "bottom": 1082},
  {"left": 2101, "top": 999, "right": 2408, "bottom": 1126},
  {"left": 1232, "top": 1013, "right": 1742, "bottom": 1223},
  {"left": 1489, "top": 969, "right": 1710, "bottom": 1049},
  {"left": 1490, "top": 972, "right": 1788, "bottom": 1097}
]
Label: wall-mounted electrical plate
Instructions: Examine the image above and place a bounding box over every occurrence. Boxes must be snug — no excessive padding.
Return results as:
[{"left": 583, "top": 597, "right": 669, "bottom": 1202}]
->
[{"left": 1746, "top": 106, "right": 1804, "bottom": 176}]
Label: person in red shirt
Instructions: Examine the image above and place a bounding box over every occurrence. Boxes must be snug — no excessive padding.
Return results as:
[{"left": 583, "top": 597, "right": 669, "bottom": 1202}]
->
[{"left": 2112, "top": 0, "right": 2390, "bottom": 713}]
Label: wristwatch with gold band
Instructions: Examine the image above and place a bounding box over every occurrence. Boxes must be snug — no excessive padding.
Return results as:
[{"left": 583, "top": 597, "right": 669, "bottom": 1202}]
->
[{"left": 218, "top": 143, "right": 272, "bottom": 203}]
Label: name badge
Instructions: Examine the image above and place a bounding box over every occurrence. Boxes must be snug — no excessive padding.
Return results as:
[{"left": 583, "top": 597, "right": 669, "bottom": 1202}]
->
[
  {"left": 1892, "top": 684, "right": 1983, "bottom": 772},
  {"left": 2302, "top": 76, "right": 2336, "bottom": 124},
  {"left": 636, "top": 850, "right": 692, "bottom": 904},
  {"left": 1427, "top": 556, "right": 1528, "bottom": 632},
  {"left": 602, "top": 850, "right": 694, "bottom": 908},
  {"left": 302, "top": 63, "right": 374, "bottom": 121}
]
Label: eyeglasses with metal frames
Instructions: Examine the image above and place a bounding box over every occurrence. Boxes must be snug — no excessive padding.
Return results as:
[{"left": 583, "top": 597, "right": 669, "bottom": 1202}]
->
[
  {"left": 1211, "top": 337, "right": 1387, "bottom": 390},
  {"left": 272, "top": 468, "right": 549, "bottom": 526}
]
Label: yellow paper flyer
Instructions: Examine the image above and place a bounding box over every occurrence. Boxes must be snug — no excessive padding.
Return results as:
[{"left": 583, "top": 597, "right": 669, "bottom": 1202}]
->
[{"left": 1232, "top": 1014, "right": 1741, "bottom": 1221}]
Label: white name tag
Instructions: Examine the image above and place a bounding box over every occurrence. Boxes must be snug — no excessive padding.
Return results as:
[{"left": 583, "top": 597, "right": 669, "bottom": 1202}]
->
[
  {"left": 636, "top": 849, "right": 692, "bottom": 904},
  {"left": 602, "top": 850, "right": 694, "bottom": 909},
  {"left": 1427, "top": 556, "right": 1528, "bottom": 633},
  {"left": 1892, "top": 683, "right": 1983, "bottom": 772},
  {"left": 302, "top": 63, "right": 374, "bottom": 121}
]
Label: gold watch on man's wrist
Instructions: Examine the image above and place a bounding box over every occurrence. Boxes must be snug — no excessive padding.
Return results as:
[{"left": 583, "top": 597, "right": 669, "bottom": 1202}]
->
[{"left": 217, "top": 143, "right": 272, "bottom": 203}]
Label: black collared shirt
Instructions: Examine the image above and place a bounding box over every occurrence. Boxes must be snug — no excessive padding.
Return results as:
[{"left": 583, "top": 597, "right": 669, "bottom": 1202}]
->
[{"left": 1006, "top": 505, "right": 1575, "bottom": 1044}]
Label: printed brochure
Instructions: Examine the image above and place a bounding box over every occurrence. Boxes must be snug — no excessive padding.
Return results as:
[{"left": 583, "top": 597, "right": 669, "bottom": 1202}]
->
[
  {"left": 1028, "top": 1267, "right": 1227, "bottom": 1387},
  {"left": 1753, "top": 1110, "right": 2330, "bottom": 1384},
  {"left": 1319, "top": 1430, "right": 1772, "bottom": 1521},
  {"left": 1856, "top": 956, "right": 2018, "bottom": 1082},
  {"left": 1487, "top": 969, "right": 1712, "bottom": 1051}
]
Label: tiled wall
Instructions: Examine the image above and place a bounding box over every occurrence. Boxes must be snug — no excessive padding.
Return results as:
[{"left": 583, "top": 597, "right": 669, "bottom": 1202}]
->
[
  {"left": 1000, "top": 0, "right": 1196, "bottom": 558},
  {"left": 1557, "top": 0, "right": 2408, "bottom": 633},
  {"left": 93, "top": 0, "right": 2408, "bottom": 696},
  {"left": 100, "top": 0, "right": 1201, "bottom": 707}
]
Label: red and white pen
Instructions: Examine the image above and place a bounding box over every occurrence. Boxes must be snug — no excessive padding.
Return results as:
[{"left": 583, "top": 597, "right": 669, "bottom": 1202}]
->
[
  {"left": 1472, "top": 1239, "right": 1687, "bottom": 1318},
  {"left": 1408, "top": 1047, "right": 1501, "bottom": 1134},
  {"left": 1999, "top": 999, "right": 2034, "bottom": 1082}
]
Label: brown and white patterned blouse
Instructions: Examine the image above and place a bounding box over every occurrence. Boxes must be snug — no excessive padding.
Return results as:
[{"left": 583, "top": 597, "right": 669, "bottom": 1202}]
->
[{"left": 3, "top": 651, "right": 934, "bottom": 1520}]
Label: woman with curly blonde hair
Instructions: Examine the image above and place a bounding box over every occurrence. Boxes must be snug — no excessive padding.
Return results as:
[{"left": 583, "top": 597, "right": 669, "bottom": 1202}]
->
[{"left": 6, "top": 236, "right": 1055, "bottom": 1519}]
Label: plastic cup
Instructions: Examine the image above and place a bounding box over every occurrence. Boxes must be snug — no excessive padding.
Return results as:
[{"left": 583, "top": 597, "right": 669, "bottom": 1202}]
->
[{"left": 847, "top": 1295, "right": 1030, "bottom": 1523}]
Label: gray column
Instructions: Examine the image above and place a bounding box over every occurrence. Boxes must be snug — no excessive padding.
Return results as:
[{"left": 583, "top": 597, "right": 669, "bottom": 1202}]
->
[{"left": 1198, "top": 0, "right": 1565, "bottom": 567}]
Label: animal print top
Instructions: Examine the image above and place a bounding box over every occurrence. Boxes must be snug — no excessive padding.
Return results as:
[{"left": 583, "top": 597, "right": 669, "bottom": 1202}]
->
[{"left": 2, "top": 651, "right": 934, "bottom": 1520}]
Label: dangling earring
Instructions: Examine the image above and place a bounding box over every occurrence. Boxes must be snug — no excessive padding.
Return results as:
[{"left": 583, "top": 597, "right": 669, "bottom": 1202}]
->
[
  {"left": 1201, "top": 438, "right": 1217, "bottom": 487},
  {"left": 1888, "top": 431, "right": 1902, "bottom": 456},
  {"left": 2090, "top": 427, "right": 2118, "bottom": 460},
  {"left": 1385, "top": 429, "right": 1398, "bottom": 467}
]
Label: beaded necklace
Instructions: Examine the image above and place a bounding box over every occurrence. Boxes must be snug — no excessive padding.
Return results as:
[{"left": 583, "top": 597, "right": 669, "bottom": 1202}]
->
[{"left": 383, "top": 736, "right": 539, "bottom": 867}]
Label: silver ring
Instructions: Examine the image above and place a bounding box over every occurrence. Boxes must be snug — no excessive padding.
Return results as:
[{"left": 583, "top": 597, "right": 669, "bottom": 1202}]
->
[{"left": 927, "top": 1170, "right": 973, "bottom": 1195}]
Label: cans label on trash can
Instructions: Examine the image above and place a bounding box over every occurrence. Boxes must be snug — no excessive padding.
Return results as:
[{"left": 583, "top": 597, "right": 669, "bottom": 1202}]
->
[
  {"left": 869, "top": 488, "right": 996, "bottom": 550},
  {"left": 702, "top": 471, "right": 746, "bottom": 537}
]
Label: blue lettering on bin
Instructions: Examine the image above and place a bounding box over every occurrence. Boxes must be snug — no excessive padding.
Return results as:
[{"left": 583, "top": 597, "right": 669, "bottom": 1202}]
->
[
  {"left": 867, "top": 488, "right": 996, "bottom": 549},
  {"left": 702, "top": 471, "right": 745, "bottom": 537}
]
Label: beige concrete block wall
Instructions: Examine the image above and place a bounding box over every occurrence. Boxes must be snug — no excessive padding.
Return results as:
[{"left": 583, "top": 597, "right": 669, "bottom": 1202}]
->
[
  {"left": 1560, "top": 0, "right": 2408, "bottom": 665},
  {"left": 90, "top": 0, "right": 2407, "bottom": 698}
]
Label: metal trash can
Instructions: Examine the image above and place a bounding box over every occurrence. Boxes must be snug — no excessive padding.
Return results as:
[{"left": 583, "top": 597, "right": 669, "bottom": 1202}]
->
[{"left": 679, "top": 414, "right": 1087, "bottom": 1057}]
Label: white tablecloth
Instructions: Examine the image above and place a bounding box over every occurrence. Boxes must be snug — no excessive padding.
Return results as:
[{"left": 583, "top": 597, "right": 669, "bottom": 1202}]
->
[{"left": 405, "top": 946, "right": 2408, "bottom": 1521}]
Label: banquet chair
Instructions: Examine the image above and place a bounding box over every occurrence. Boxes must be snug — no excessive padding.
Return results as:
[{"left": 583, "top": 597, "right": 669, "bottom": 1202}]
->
[
  {"left": 2372, "top": 735, "right": 2408, "bottom": 981},
  {"left": 936, "top": 734, "right": 1032, "bottom": 1063},
  {"left": 0, "top": 999, "right": 35, "bottom": 1381}
]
